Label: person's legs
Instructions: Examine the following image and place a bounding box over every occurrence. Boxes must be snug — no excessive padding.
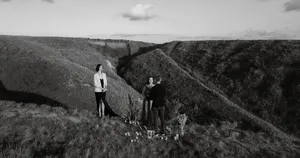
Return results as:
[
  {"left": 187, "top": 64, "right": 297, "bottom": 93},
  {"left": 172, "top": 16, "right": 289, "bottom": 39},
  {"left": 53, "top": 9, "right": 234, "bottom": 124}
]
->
[
  {"left": 152, "top": 107, "right": 159, "bottom": 133},
  {"left": 101, "top": 92, "right": 118, "bottom": 117},
  {"left": 159, "top": 106, "right": 166, "bottom": 134},
  {"left": 142, "top": 99, "right": 147, "bottom": 123},
  {"left": 99, "top": 92, "right": 105, "bottom": 117},
  {"left": 95, "top": 92, "right": 101, "bottom": 117},
  {"left": 147, "top": 99, "right": 152, "bottom": 127}
]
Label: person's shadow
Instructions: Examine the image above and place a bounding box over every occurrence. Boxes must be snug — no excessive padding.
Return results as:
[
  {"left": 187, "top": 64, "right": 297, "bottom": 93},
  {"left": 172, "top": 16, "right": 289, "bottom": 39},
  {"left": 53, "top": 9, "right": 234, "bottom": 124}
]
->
[{"left": 0, "top": 80, "right": 68, "bottom": 109}]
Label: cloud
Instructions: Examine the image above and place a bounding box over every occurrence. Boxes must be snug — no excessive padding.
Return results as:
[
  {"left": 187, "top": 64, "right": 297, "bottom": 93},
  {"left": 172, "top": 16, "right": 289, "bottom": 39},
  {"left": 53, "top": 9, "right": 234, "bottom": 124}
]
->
[
  {"left": 1, "top": 0, "right": 12, "bottom": 2},
  {"left": 43, "top": 0, "right": 55, "bottom": 3},
  {"left": 284, "top": 0, "right": 300, "bottom": 12},
  {"left": 123, "top": 4, "right": 156, "bottom": 21}
]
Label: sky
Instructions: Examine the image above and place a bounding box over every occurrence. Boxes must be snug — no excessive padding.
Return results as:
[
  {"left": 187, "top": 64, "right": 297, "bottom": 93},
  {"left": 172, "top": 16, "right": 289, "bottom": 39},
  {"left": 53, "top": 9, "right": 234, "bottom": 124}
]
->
[{"left": 0, "top": 0, "right": 300, "bottom": 43}]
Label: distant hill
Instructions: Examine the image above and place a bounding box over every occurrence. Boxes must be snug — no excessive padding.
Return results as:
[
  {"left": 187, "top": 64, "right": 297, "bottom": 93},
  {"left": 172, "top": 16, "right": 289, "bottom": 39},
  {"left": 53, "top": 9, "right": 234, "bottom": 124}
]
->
[
  {"left": 0, "top": 35, "right": 151, "bottom": 116},
  {"left": 88, "top": 38, "right": 155, "bottom": 58}
]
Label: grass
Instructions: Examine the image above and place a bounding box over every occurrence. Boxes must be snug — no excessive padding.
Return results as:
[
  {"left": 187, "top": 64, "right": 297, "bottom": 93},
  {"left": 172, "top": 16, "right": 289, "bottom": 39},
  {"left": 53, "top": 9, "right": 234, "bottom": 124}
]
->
[
  {"left": 117, "top": 40, "right": 300, "bottom": 138},
  {"left": 156, "top": 40, "right": 300, "bottom": 137},
  {"left": 118, "top": 48, "right": 298, "bottom": 141},
  {"left": 0, "top": 100, "right": 299, "bottom": 158},
  {"left": 2, "top": 35, "right": 300, "bottom": 156},
  {"left": 0, "top": 35, "right": 143, "bottom": 116}
]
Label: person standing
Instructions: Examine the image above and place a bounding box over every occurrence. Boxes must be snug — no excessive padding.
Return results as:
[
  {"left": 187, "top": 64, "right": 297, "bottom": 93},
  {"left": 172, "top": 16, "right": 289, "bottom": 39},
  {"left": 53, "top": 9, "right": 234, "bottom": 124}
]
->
[
  {"left": 150, "top": 76, "right": 166, "bottom": 134},
  {"left": 142, "top": 77, "right": 155, "bottom": 126},
  {"left": 94, "top": 64, "right": 118, "bottom": 118}
]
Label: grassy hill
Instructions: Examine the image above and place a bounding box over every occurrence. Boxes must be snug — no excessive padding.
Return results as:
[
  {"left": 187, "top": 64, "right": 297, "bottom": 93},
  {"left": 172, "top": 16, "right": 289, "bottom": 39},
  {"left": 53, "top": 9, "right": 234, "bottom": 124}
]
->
[
  {"left": 152, "top": 40, "right": 300, "bottom": 137},
  {"left": 1, "top": 100, "right": 299, "bottom": 157},
  {"left": 0, "top": 35, "right": 146, "bottom": 116},
  {"left": 2, "top": 35, "right": 300, "bottom": 156},
  {"left": 118, "top": 48, "right": 299, "bottom": 141}
]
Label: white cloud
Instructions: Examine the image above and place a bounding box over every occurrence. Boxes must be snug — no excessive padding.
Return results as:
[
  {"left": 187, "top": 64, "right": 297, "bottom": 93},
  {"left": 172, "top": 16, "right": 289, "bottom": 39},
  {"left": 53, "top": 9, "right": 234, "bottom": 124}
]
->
[
  {"left": 284, "top": 0, "right": 300, "bottom": 12},
  {"left": 123, "top": 4, "right": 156, "bottom": 21},
  {"left": 43, "top": 0, "right": 55, "bottom": 3}
]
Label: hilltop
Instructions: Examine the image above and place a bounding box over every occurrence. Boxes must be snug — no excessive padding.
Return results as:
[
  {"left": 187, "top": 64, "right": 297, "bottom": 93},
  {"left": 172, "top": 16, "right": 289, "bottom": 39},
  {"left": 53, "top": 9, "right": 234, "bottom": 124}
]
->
[{"left": 1, "top": 100, "right": 299, "bottom": 157}]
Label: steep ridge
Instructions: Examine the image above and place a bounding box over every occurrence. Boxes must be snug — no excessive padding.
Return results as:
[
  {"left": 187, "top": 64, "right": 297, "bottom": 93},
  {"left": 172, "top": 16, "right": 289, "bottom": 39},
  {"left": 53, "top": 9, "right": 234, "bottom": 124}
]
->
[
  {"left": 0, "top": 35, "right": 142, "bottom": 115},
  {"left": 1, "top": 100, "right": 300, "bottom": 157},
  {"left": 119, "top": 48, "right": 299, "bottom": 141},
  {"left": 88, "top": 38, "right": 155, "bottom": 58},
  {"left": 158, "top": 48, "right": 298, "bottom": 140},
  {"left": 156, "top": 40, "right": 300, "bottom": 137}
]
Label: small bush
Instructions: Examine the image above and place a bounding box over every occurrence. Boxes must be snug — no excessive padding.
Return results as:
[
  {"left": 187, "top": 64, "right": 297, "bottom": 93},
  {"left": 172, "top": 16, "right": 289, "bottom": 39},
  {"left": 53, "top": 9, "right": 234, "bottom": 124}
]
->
[{"left": 124, "top": 94, "right": 141, "bottom": 122}]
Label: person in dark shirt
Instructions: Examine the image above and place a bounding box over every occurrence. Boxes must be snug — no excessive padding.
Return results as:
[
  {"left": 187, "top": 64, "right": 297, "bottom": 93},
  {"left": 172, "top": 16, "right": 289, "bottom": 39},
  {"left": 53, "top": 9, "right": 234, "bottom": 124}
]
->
[
  {"left": 142, "top": 77, "right": 155, "bottom": 126},
  {"left": 150, "top": 76, "right": 166, "bottom": 134}
]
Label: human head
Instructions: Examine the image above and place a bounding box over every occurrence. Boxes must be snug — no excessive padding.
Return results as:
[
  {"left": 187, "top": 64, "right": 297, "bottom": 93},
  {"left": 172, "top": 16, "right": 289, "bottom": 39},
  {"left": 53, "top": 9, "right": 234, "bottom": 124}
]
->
[
  {"left": 156, "top": 76, "right": 162, "bottom": 84},
  {"left": 148, "top": 77, "right": 154, "bottom": 84},
  {"left": 96, "top": 64, "right": 103, "bottom": 72}
]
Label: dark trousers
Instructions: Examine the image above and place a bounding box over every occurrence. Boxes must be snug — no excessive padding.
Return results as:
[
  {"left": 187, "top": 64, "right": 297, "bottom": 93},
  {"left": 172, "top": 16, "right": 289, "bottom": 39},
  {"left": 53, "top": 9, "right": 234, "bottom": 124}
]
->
[
  {"left": 95, "top": 92, "right": 108, "bottom": 114},
  {"left": 95, "top": 92, "right": 118, "bottom": 117},
  {"left": 153, "top": 106, "right": 165, "bottom": 134}
]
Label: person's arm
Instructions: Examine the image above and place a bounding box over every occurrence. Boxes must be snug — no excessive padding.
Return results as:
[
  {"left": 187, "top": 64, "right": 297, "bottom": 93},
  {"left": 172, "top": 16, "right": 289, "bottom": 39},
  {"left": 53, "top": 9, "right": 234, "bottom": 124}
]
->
[{"left": 103, "top": 73, "right": 108, "bottom": 91}]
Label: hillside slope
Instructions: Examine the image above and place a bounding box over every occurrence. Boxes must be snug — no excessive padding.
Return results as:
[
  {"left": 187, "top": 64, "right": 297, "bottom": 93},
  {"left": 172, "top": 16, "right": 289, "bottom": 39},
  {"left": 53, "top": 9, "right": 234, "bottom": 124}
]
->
[
  {"left": 1, "top": 100, "right": 299, "bottom": 158},
  {"left": 0, "top": 35, "right": 143, "bottom": 115},
  {"left": 88, "top": 38, "right": 155, "bottom": 58},
  {"left": 119, "top": 48, "right": 299, "bottom": 141},
  {"left": 156, "top": 40, "right": 300, "bottom": 136}
]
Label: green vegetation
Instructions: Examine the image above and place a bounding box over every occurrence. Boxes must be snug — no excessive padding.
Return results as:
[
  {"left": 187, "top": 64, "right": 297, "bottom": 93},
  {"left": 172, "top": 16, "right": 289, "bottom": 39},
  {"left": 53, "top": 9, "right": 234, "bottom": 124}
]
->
[
  {"left": 0, "top": 100, "right": 299, "bottom": 157},
  {"left": 118, "top": 48, "right": 296, "bottom": 141},
  {"left": 0, "top": 35, "right": 142, "bottom": 116},
  {"left": 157, "top": 40, "right": 300, "bottom": 137},
  {"left": 1, "top": 35, "right": 300, "bottom": 157}
]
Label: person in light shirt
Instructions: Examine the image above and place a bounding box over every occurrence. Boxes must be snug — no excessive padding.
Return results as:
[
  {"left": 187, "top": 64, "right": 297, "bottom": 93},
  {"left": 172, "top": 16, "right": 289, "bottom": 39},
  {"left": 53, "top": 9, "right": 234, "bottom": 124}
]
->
[{"left": 94, "top": 64, "right": 118, "bottom": 118}]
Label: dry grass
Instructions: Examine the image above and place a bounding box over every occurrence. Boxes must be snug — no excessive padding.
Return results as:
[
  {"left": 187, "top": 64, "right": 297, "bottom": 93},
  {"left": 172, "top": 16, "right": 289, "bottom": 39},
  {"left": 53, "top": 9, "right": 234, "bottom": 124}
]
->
[
  {"left": 0, "top": 100, "right": 299, "bottom": 158},
  {"left": 118, "top": 48, "right": 298, "bottom": 141},
  {"left": 118, "top": 40, "right": 300, "bottom": 138},
  {"left": 158, "top": 40, "right": 300, "bottom": 137},
  {"left": 0, "top": 35, "right": 143, "bottom": 116}
]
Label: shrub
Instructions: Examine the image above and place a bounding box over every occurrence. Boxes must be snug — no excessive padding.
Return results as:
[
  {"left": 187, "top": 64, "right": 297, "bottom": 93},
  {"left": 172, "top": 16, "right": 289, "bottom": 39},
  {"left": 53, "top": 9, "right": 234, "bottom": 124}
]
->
[{"left": 124, "top": 94, "right": 141, "bottom": 122}]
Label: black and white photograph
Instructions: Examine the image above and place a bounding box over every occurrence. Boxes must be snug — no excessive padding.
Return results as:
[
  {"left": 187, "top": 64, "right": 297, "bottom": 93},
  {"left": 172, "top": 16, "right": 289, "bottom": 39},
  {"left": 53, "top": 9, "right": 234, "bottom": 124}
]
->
[{"left": 1, "top": 0, "right": 300, "bottom": 157}]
